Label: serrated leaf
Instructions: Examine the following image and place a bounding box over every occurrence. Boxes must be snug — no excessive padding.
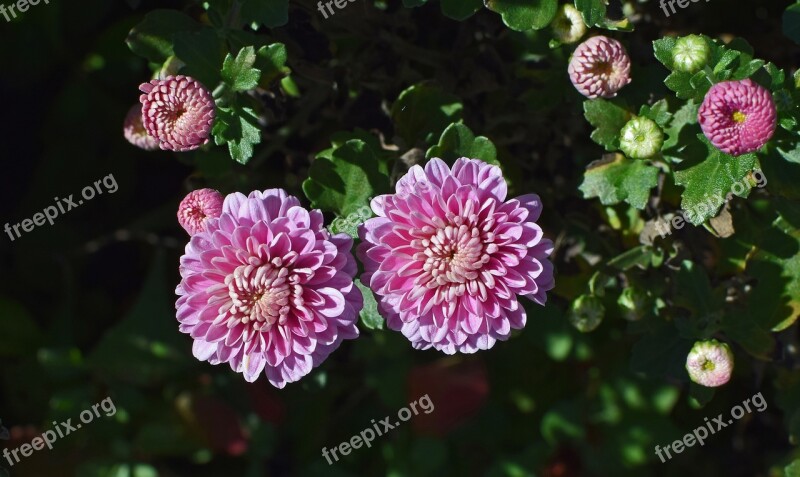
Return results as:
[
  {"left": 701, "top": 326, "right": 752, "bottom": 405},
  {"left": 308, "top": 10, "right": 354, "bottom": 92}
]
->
[
  {"left": 426, "top": 123, "right": 499, "bottom": 166},
  {"left": 356, "top": 282, "right": 384, "bottom": 330},
  {"left": 663, "top": 99, "right": 698, "bottom": 150},
  {"left": 212, "top": 105, "right": 262, "bottom": 164},
  {"left": 639, "top": 99, "right": 671, "bottom": 128},
  {"left": 126, "top": 10, "right": 203, "bottom": 63},
  {"left": 583, "top": 99, "right": 631, "bottom": 151},
  {"left": 240, "top": 0, "right": 289, "bottom": 28},
  {"left": 391, "top": 83, "right": 463, "bottom": 146},
  {"left": 673, "top": 136, "right": 757, "bottom": 225},
  {"left": 303, "top": 140, "right": 390, "bottom": 216},
  {"left": 653, "top": 37, "right": 677, "bottom": 70},
  {"left": 255, "top": 43, "right": 289, "bottom": 86},
  {"left": 222, "top": 46, "right": 262, "bottom": 92},
  {"left": 579, "top": 154, "right": 659, "bottom": 209},
  {"left": 485, "top": 0, "right": 559, "bottom": 31},
  {"left": 664, "top": 71, "right": 697, "bottom": 100}
]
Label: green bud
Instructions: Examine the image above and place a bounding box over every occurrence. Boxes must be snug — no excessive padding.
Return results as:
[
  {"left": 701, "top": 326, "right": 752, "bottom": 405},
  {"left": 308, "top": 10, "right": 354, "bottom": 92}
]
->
[
  {"left": 620, "top": 117, "right": 664, "bottom": 159},
  {"left": 551, "top": 4, "right": 587, "bottom": 45},
  {"left": 617, "top": 286, "right": 651, "bottom": 322},
  {"left": 568, "top": 295, "right": 605, "bottom": 333},
  {"left": 672, "top": 35, "right": 710, "bottom": 73}
]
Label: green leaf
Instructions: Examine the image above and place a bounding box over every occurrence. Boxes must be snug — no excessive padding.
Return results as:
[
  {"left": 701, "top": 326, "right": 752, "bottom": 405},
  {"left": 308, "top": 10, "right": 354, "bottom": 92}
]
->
[
  {"left": 664, "top": 71, "right": 697, "bottom": 100},
  {"left": 673, "top": 136, "right": 757, "bottom": 225},
  {"left": 663, "top": 99, "right": 698, "bottom": 150},
  {"left": 391, "top": 83, "right": 463, "bottom": 146},
  {"left": 574, "top": 0, "right": 605, "bottom": 26},
  {"left": 303, "top": 140, "right": 390, "bottom": 216},
  {"left": 653, "top": 37, "right": 678, "bottom": 70},
  {"left": 485, "top": 0, "right": 559, "bottom": 31},
  {"left": 240, "top": 0, "right": 289, "bottom": 28},
  {"left": 212, "top": 105, "right": 262, "bottom": 164},
  {"left": 426, "top": 123, "right": 500, "bottom": 166},
  {"left": 441, "top": 0, "right": 483, "bottom": 21},
  {"left": 784, "top": 4, "right": 800, "bottom": 46},
  {"left": 255, "top": 43, "right": 289, "bottom": 86},
  {"left": 583, "top": 99, "right": 631, "bottom": 151},
  {"left": 329, "top": 206, "right": 374, "bottom": 239},
  {"left": 222, "top": 46, "right": 262, "bottom": 92},
  {"left": 579, "top": 154, "right": 659, "bottom": 210},
  {"left": 639, "top": 99, "right": 671, "bottom": 128},
  {"left": 573, "top": 0, "right": 631, "bottom": 29},
  {"left": 356, "top": 282, "right": 384, "bottom": 330},
  {"left": 173, "top": 28, "right": 225, "bottom": 88},
  {"left": 126, "top": 10, "right": 203, "bottom": 63}
]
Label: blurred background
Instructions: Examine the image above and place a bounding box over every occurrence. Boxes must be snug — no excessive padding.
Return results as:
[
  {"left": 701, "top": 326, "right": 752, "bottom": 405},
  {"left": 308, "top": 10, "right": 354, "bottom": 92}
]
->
[{"left": 1, "top": 0, "right": 799, "bottom": 476}]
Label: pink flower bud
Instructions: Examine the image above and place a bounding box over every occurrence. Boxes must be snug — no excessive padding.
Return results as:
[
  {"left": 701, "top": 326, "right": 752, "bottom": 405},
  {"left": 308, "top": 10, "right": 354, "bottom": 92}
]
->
[
  {"left": 686, "top": 339, "right": 734, "bottom": 388},
  {"left": 698, "top": 79, "right": 777, "bottom": 156},
  {"left": 139, "top": 75, "right": 216, "bottom": 152},
  {"left": 568, "top": 36, "right": 632, "bottom": 99},
  {"left": 123, "top": 104, "right": 160, "bottom": 151},
  {"left": 178, "top": 188, "right": 224, "bottom": 235}
]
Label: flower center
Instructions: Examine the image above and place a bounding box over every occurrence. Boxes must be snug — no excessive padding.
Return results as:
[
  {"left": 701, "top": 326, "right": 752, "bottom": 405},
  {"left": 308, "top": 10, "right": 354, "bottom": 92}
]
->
[
  {"left": 226, "top": 263, "right": 292, "bottom": 331},
  {"left": 732, "top": 111, "right": 747, "bottom": 124},
  {"left": 419, "top": 222, "right": 492, "bottom": 287},
  {"left": 591, "top": 61, "right": 613, "bottom": 76},
  {"left": 702, "top": 359, "right": 716, "bottom": 371}
]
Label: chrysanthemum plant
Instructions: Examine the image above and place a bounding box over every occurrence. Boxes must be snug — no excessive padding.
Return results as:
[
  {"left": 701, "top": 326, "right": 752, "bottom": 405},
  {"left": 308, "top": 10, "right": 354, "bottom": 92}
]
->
[
  {"left": 576, "top": 32, "right": 800, "bottom": 404},
  {"left": 126, "top": 2, "right": 291, "bottom": 163}
]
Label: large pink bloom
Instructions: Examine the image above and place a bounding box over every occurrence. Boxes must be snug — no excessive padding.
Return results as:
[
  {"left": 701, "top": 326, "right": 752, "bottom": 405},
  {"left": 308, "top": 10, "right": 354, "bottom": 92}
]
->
[
  {"left": 139, "top": 75, "right": 215, "bottom": 152},
  {"left": 358, "top": 158, "right": 555, "bottom": 354},
  {"left": 568, "top": 35, "right": 631, "bottom": 99},
  {"left": 176, "top": 189, "right": 363, "bottom": 388},
  {"left": 698, "top": 79, "right": 777, "bottom": 156}
]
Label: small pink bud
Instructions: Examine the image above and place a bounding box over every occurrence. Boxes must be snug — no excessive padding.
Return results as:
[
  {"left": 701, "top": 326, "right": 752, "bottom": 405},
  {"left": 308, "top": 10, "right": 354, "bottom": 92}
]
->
[
  {"left": 123, "top": 104, "right": 160, "bottom": 151},
  {"left": 178, "top": 188, "right": 224, "bottom": 235},
  {"left": 568, "top": 35, "right": 632, "bottom": 99},
  {"left": 686, "top": 339, "right": 734, "bottom": 388}
]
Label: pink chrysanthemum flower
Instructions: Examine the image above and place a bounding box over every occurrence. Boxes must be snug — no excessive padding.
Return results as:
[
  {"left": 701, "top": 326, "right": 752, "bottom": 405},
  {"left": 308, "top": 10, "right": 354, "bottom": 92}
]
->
[
  {"left": 139, "top": 75, "right": 216, "bottom": 152},
  {"left": 176, "top": 189, "right": 363, "bottom": 388},
  {"left": 686, "top": 339, "right": 734, "bottom": 388},
  {"left": 178, "top": 188, "right": 224, "bottom": 235},
  {"left": 358, "top": 158, "right": 555, "bottom": 354},
  {"left": 123, "top": 104, "right": 160, "bottom": 151},
  {"left": 568, "top": 35, "right": 632, "bottom": 99},
  {"left": 698, "top": 79, "right": 777, "bottom": 156}
]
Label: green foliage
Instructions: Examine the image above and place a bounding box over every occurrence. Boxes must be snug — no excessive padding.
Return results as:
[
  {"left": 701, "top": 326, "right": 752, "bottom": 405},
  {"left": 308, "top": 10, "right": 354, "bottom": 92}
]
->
[
  {"left": 579, "top": 154, "right": 659, "bottom": 209},
  {"left": 303, "top": 139, "right": 390, "bottom": 217},
  {"left": 391, "top": 83, "right": 464, "bottom": 146},
  {"left": 426, "top": 123, "right": 499, "bottom": 166}
]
